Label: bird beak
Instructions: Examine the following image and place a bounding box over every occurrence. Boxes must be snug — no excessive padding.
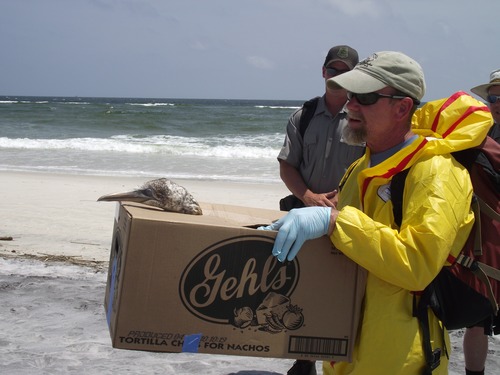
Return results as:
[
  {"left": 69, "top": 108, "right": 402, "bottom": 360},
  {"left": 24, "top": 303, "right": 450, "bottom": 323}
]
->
[{"left": 97, "top": 189, "right": 154, "bottom": 204}]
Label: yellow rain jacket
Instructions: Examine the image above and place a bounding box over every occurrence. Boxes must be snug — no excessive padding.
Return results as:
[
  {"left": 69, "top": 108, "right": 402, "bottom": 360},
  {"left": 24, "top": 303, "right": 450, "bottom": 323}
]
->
[{"left": 324, "top": 92, "right": 493, "bottom": 375}]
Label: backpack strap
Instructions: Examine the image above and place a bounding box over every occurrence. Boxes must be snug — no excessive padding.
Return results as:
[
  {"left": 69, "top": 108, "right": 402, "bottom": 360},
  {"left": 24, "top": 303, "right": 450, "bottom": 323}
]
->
[
  {"left": 390, "top": 168, "right": 410, "bottom": 228},
  {"left": 413, "top": 292, "right": 443, "bottom": 374},
  {"left": 299, "top": 96, "right": 320, "bottom": 138},
  {"left": 475, "top": 261, "right": 500, "bottom": 284},
  {"left": 470, "top": 195, "right": 500, "bottom": 257},
  {"left": 471, "top": 195, "right": 483, "bottom": 256},
  {"left": 477, "top": 195, "right": 500, "bottom": 222},
  {"left": 391, "top": 169, "right": 445, "bottom": 374}
]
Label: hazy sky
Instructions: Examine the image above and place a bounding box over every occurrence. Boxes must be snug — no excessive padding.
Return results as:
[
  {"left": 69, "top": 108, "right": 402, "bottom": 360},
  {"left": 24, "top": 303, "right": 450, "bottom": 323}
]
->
[{"left": 2, "top": 0, "right": 498, "bottom": 101}]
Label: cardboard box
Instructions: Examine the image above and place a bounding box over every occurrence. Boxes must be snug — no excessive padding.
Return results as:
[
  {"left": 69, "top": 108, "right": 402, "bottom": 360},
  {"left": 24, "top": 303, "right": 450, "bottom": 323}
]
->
[{"left": 104, "top": 202, "right": 366, "bottom": 362}]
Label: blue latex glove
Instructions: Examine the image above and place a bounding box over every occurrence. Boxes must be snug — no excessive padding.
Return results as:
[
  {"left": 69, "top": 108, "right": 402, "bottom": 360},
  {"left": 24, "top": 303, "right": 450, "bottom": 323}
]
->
[{"left": 258, "top": 207, "right": 331, "bottom": 262}]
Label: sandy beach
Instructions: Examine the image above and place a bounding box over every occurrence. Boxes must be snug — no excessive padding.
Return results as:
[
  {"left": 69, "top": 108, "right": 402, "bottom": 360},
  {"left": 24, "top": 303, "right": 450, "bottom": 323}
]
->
[
  {"left": 1, "top": 171, "right": 499, "bottom": 374},
  {"left": 0, "top": 171, "right": 289, "bottom": 263}
]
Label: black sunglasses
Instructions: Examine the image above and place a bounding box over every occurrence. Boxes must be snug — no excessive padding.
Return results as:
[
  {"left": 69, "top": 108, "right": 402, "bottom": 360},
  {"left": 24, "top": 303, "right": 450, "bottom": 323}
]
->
[
  {"left": 487, "top": 95, "right": 500, "bottom": 104},
  {"left": 347, "top": 91, "right": 410, "bottom": 106},
  {"left": 326, "top": 67, "right": 350, "bottom": 77}
]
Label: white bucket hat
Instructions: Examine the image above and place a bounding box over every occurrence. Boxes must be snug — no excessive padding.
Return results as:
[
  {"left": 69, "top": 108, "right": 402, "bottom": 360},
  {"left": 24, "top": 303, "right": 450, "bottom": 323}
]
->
[{"left": 470, "top": 69, "right": 500, "bottom": 101}]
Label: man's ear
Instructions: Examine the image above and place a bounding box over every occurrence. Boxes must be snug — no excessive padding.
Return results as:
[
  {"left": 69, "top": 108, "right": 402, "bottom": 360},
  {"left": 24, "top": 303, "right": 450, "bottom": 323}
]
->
[{"left": 395, "top": 97, "right": 414, "bottom": 121}]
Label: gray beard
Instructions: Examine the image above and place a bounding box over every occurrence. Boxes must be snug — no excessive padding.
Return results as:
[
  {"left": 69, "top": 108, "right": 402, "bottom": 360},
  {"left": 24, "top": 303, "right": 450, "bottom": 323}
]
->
[{"left": 342, "top": 123, "right": 367, "bottom": 146}]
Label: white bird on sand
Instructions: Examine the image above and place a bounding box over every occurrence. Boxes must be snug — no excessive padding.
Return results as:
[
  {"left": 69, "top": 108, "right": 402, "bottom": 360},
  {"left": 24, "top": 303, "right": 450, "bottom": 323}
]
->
[{"left": 97, "top": 178, "right": 203, "bottom": 215}]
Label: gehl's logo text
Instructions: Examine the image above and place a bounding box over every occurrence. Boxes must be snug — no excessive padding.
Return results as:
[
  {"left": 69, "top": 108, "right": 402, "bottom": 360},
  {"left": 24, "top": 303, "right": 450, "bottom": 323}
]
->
[{"left": 180, "top": 236, "right": 305, "bottom": 333}]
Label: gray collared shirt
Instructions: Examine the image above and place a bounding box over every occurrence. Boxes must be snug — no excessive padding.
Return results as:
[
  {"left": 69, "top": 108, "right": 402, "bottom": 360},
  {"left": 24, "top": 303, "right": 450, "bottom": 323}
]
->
[{"left": 278, "top": 95, "right": 365, "bottom": 193}]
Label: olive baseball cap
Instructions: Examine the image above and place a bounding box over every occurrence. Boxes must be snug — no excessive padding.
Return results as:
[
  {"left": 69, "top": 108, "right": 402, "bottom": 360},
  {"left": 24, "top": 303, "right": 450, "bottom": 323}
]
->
[
  {"left": 324, "top": 45, "right": 359, "bottom": 70},
  {"left": 327, "top": 51, "right": 426, "bottom": 101}
]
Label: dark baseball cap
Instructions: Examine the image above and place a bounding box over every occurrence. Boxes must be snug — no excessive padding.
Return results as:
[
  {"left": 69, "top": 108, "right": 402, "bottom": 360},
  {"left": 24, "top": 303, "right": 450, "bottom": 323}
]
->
[{"left": 324, "top": 45, "right": 359, "bottom": 70}]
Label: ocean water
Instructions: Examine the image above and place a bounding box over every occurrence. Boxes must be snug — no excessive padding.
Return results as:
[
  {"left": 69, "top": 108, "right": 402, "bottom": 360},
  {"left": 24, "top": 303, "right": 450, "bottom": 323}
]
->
[{"left": 0, "top": 96, "right": 302, "bottom": 183}]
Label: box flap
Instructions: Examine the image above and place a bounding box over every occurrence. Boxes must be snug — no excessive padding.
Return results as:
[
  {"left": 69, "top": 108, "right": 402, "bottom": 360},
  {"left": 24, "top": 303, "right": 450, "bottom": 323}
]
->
[{"left": 122, "top": 202, "right": 284, "bottom": 228}]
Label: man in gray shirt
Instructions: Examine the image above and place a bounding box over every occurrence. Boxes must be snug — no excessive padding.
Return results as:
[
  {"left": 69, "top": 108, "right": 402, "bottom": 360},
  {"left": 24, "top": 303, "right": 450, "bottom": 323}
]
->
[{"left": 279, "top": 45, "right": 365, "bottom": 212}]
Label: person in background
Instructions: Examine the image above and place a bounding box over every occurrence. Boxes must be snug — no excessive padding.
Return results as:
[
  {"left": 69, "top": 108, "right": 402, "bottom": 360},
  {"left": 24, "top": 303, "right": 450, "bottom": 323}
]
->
[
  {"left": 471, "top": 69, "right": 500, "bottom": 142},
  {"left": 277, "top": 45, "right": 364, "bottom": 375},
  {"left": 278, "top": 45, "right": 365, "bottom": 212},
  {"left": 261, "top": 51, "right": 492, "bottom": 374},
  {"left": 462, "top": 69, "right": 500, "bottom": 375}
]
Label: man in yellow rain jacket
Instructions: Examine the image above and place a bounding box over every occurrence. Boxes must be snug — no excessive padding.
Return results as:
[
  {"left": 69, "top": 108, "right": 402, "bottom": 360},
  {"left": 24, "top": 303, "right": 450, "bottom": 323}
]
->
[{"left": 260, "top": 51, "right": 493, "bottom": 374}]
